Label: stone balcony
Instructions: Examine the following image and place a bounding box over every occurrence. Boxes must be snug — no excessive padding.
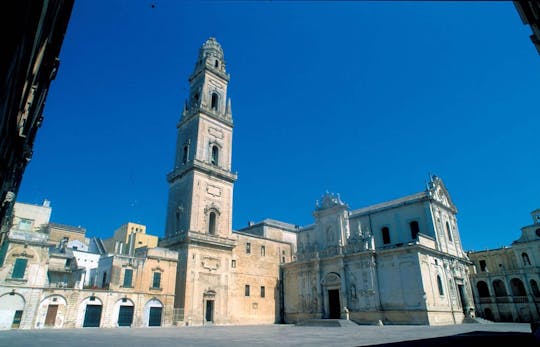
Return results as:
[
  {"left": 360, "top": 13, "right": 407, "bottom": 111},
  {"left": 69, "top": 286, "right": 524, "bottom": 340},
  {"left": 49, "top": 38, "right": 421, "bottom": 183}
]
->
[
  {"left": 167, "top": 159, "right": 238, "bottom": 184},
  {"left": 8, "top": 229, "right": 50, "bottom": 245},
  {"left": 160, "top": 231, "right": 237, "bottom": 250}
]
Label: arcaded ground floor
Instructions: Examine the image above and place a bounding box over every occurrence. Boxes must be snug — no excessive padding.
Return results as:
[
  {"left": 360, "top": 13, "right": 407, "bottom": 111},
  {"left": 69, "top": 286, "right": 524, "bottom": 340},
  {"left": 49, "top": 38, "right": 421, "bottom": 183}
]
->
[{"left": 0, "top": 322, "right": 536, "bottom": 347}]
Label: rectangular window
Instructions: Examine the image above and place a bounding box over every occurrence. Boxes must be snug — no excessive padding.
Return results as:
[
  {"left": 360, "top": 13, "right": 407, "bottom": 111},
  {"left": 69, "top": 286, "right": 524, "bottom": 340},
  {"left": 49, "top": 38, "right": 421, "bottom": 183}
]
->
[
  {"left": 479, "top": 260, "right": 487, "bottom": 272},
  {"left": 261, "top": 246, "right": 265, "bottom": 256},
  {"left": 19, "top": 218, "right": 33, "bottom": 231},
  {"left": 382, "top": 227, "right": 391, "bottom": 244},
  {"left": 152, "top": 272, "right": 161, "bottom": 289},
  {"left": 245, "top": 285, "right": 250, "bottom": 296},
  {"left": 231, "top": 260, "right": 236, "bottom": 268},
  {"left": 261, "top": 286, "right": 265, "bottom": 298},
  {"left": 246, "top": 242, "right": 251, "bottom": 254},
  {"left": 12, "top": 258, "right": 28, "bottom": 279},
  {"left": 123, "top": 269, "right": 133, "bottom": 287}
]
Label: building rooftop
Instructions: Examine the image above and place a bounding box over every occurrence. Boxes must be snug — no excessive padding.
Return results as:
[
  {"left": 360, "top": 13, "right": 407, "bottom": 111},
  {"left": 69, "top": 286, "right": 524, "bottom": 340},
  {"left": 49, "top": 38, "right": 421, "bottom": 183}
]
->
[
  {"left": 350, "top": 191, "right": 427, "bottom": 217},
  {"left": 48, "top": 222, "right": 86, "bottom": 234}
]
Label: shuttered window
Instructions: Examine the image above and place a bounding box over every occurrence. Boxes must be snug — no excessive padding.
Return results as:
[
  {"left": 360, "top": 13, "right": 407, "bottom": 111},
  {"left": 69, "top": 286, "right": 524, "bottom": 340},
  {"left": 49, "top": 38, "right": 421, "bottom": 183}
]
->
[
  {"left": 123, "top": 269, "right": 133, "bottom": 287},
  {"left": 152, "top": 272, "right": 161, "bottom": 289},
  {"left": 12, "top": 258, "right": 28, "bottom": 279}
]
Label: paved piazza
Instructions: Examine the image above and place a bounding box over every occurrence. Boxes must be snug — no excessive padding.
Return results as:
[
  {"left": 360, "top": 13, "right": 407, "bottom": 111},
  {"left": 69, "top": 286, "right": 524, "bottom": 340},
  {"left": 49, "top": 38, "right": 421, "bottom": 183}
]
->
[{"left": 0, "top": 323, "right": 535, "bottom": 347}]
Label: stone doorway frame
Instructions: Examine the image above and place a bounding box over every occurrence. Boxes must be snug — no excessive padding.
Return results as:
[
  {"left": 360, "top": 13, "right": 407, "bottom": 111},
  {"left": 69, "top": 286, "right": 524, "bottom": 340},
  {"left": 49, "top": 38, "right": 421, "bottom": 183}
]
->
[
  {"left": 203, "top": 289, "right": 216, "bottom": 325},
  {"left": 321, "top": 272, "right": 342, "bottom": 319}
]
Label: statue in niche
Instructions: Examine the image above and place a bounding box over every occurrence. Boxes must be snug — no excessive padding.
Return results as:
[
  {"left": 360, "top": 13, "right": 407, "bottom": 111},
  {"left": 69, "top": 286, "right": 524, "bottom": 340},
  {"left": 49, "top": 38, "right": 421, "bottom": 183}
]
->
[
  {"left": 311, "top": 296, "right": 318, "bottom": 313},
  {"left": 360, "top": 224, "right": 373, "bottom": 250},
  {"left": 350, "top": 284, "right": 357, "bottom": 299},
  {"left": 326, "top": 226, "right": 334, "bottom": 243},
  {"left": 349, "top": 223, "right": 361, "bottom": 242}
]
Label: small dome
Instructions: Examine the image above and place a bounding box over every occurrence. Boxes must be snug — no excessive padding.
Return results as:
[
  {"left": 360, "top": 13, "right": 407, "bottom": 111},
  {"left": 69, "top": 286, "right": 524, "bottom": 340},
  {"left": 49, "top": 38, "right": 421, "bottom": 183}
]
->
[
  {"left": 199, "top": 37, "right": 224, "bottom": 60},
  {"left": 202, "top": 37, "right": 223, "bottom": 53}
]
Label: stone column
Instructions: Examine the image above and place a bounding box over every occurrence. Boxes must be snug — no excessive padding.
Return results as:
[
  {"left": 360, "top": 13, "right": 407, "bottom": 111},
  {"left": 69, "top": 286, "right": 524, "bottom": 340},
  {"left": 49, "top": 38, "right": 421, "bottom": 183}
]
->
[{"left": 339, "top": 255, "right": 348, "bottom": 318}]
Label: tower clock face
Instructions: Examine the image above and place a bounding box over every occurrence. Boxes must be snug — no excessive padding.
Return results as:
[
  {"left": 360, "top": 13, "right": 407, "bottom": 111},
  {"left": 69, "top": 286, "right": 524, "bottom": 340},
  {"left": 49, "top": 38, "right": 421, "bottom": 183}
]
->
[{"left": 536, "top": 228, "right": 540, "bottom": 237}]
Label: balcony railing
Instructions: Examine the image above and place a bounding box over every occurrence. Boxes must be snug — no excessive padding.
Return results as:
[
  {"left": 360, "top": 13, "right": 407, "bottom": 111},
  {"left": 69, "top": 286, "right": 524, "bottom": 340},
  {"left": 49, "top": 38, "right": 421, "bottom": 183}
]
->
[
  {"left": 495, "top": 296, "right": 511, "bottom": 303},
  {"left": 479, "top": 297, "right": 492, "bottom": 304},
  {"left": 512, "top": 296, "right": 529, "bottom": 303}
]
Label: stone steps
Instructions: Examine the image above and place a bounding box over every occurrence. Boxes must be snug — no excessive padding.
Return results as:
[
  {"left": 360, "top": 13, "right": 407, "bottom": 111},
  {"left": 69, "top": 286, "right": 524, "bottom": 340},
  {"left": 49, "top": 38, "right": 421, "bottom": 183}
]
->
[
  {"left": 463, "top": 317, "right": 494, "bottom": 324},
  {"left": 295, "top": 319, "right": 359, "bottom": 327}
]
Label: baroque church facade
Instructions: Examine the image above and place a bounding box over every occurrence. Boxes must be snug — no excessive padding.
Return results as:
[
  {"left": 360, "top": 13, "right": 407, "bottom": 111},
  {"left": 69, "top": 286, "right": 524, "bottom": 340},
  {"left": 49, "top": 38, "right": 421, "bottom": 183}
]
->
[{"left": 159, "top": 38, "right": 475, "bottom": 326}]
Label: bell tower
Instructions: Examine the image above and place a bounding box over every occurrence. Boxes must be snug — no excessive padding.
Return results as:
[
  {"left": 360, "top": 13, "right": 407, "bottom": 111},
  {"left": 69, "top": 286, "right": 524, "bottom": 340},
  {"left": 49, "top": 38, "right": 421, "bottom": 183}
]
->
[
  {"left": 164, "top": 37, "right": 237, "bottom": 240},
  {"left": 161, "top": 38, "right": 238, "bottom": 325}
]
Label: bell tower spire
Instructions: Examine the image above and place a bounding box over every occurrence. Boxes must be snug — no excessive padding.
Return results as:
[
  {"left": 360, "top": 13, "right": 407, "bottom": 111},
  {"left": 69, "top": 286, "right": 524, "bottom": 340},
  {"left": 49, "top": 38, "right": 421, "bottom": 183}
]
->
[
  {"left": 164, "top": 37, "right": 237, "bottom": 240},
  {"left": 185, "top": 37, "right": 232, "bottom": 124}
]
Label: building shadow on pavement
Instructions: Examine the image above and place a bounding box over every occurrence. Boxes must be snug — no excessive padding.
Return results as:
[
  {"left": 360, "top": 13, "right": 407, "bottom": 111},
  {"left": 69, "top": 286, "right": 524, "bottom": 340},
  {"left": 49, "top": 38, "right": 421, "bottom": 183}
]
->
[{"left": 360, "top": 331, "right": 537, "bottom": 347}]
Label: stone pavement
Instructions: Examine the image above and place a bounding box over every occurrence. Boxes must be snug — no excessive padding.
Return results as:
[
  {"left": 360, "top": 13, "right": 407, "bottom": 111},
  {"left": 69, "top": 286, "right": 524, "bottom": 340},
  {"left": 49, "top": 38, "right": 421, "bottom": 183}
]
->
[{"left": 0, "top": 323, "right": 535, "bottom": 347}]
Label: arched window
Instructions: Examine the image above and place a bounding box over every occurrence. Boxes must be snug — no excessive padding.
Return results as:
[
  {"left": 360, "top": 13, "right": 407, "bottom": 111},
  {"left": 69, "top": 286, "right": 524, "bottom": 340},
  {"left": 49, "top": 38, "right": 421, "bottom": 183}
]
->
[
  {"left": 445, "top": 221, "right": 453, "bottom": 241},
  {"left": 211, "top": 145, "right": 219, "bottom": 166},
  {"left": 522, "top": 252, "right": 531, "bottom": 266},
  {"left": 476, "top": 281, "right": 490, "bottom": 297},
  {"left": 410, "top": 221, "right": 420, "bottom": 239},
  {"left": 510, "top": 278, "right": 527, "bottom": 296},
  {"left": 437, "top": 275, "right": 444, "bottom": 295},
  {"left": 211, "top": 93, "right": 219, "bottom": 110},
  {"left": 208, "top": 212, "right": 216, "bottom": 235},
  {"left": 492, "top": 279, "right": 507, "bottom": 297},
  {"left": 381, "top": 227, "right": 391, "bottom": 244},
  {"left": 182, "top": 145, "right": 189, "bottom": 164},
  {"left": 214, "top": 60, "right": 219, "bottom": 68},
  {"left": 530, "top": 280, "right": 540, "bottom": 297}
]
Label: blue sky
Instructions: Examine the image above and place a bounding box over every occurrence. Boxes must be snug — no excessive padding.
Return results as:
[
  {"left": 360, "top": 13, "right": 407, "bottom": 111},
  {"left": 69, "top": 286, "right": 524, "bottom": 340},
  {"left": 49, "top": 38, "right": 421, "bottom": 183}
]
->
[{"left": 18, "top": 1, "right": 540, "bottom": 252}]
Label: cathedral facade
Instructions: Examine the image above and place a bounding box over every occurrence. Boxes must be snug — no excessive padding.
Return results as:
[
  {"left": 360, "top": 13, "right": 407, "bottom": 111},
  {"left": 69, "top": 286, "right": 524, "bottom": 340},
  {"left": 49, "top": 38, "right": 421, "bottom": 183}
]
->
[
  {"left": 284, "top": 177, "right": 475, "bottom": 325},
  {"left": 160, "top": 38, "right": 475, "bottom": 326}
]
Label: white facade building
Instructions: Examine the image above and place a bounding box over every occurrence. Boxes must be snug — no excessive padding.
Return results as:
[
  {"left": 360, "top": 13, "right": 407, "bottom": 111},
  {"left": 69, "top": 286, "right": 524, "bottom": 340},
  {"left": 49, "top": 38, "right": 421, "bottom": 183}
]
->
[{"left": 284, "top": 176, "right": 475, "bottom": 325}]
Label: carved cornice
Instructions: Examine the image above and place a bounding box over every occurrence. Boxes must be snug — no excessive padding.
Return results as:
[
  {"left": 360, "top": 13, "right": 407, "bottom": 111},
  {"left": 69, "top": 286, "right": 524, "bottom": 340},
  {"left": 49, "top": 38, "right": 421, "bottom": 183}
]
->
[
  {"left": 159, "top": 230, "right": 237, "bottom": 250},
  {"left": 12, "top": 251, "right": 34, "bottom": 258},
  {"left": 189, "top": 65, "right": 230, "bottom": 84},
  {"left": 179, "top": 106, "right": 233, "bottom": 129},
  {"left": 187, "top": 231, "right": 236, "bottom": 249},
  {"left": 167, "top": 160, "right": 237, "bottom": 185}
]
